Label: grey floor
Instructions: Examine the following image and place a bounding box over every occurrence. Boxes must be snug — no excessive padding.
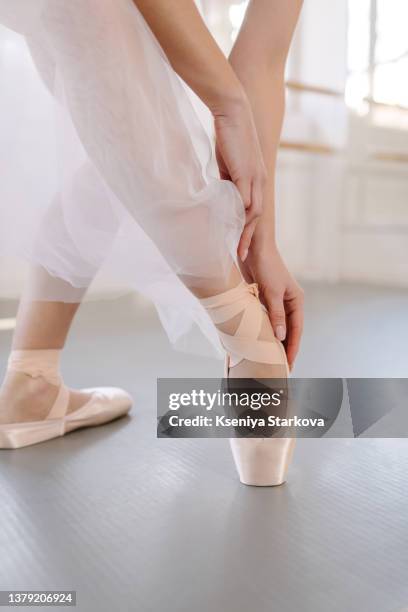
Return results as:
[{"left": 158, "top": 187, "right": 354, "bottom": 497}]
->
[{"left": 0, "top": 283, "right": 408, "bottom": 612}]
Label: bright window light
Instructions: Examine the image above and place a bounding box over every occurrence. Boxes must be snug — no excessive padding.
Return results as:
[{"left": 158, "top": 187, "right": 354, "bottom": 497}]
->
[
  {"left": 229, "top": 1, "right": 248, "bottom": 41},
  {"left": 347, "top": 0, "right": 408, "bottom": 122}
]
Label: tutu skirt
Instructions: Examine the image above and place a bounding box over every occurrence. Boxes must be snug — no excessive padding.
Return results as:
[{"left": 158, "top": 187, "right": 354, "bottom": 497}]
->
[{"left": 0, "top": 0, "right": 244, "bottom": 354}]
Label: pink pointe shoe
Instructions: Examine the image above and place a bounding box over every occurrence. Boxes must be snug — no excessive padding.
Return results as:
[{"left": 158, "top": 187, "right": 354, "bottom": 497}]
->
[
  {"left": 0, "top": 350, "right": 132, "bottom": 449},
  {"left": 200, "top": 282, "right": 296, "bottom": 486}
]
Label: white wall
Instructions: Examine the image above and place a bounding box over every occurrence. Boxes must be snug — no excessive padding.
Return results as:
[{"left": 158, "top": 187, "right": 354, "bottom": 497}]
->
[
  {"left": 340, "top": 115, "right": 408, "bottom": 287},
  {"left": 277, "top": 0, "right": 408, "bottom": 288},
  {"left": 277, "top": 0, "right": 349, "bottom": 283}
]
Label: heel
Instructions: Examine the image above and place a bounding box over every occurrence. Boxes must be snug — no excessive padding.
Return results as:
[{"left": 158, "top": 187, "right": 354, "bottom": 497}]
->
[{"left": 230, "top": 438, "right": 296, "bottom": 486}]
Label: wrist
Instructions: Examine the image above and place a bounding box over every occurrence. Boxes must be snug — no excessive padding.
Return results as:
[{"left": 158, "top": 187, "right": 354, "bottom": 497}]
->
[
  {"left": 209, "top": 81, "right": 248, "bottom": 118},
  {"left": 250, "top": 225, "right": 278, "bottom": 257}
]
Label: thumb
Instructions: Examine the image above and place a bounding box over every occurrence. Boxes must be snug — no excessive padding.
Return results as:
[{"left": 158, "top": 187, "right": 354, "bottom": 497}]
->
[{"left": 266, "top": 294, "right": 287, "bottom": 342}]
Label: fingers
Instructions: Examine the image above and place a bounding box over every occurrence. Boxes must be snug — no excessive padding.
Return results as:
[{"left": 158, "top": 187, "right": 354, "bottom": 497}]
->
[
  {"left": 236, "top": 176, "right": 252, "bottom": 212},
  {"left": 264, "top": 288, "right": 304, "bottom": 369},
  {"left": 238, "top": 219, "right": 257, "bottom": 262},
  {"left": 247, "top": 174, "right": 264, "bottom": 224},
  {"left": 284, "top": 292, "right": 304, "bottom": 368},
  {"left": 215, "top": 146, "right": 230, "bottom": 181},
  {"left": 266, "top": 293, "right": 287, "bottom": 342},
  {"left": 237, "top": 175, "right": 265, "bottom": 261}
]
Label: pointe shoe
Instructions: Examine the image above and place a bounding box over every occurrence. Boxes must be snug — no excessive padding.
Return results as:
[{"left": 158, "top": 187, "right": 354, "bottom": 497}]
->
[
  {"left": 0, "top": 350, "right": 132, "bottom": 449},
  {"left": 0, "top": 387, "right": 132, "bottom": 450},
  {"left": 200, "top": 282, "right": 296, "bottom": 486},
  {"left": 229, "top": 438, "right": 296, "bottom": 486}
]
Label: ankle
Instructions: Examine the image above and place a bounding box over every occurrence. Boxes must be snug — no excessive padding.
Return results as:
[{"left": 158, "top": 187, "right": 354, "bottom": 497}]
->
[
  {"left": 1, "top": 371, "right": 58, "bottom": 401},
  {"left": 0, "top": 370, "right": 61, "bottom": 425},
  {"left": 7, "top": 349, "right": 62, "bottom": 386},
  {"left": 199, "top": 281, "right": 289, "bottom": 374}
]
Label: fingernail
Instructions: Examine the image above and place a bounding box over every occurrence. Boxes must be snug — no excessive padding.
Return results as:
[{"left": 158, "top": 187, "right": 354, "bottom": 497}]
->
[
  {"left": 241, "top": 249, "right": 248, "bottom": 262},
  {"left": 276, "top": 325, "right": 286, "bottom": 341}
]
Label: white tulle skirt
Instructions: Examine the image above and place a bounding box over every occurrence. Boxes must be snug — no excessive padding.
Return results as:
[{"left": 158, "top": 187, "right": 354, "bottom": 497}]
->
[{"left": 0, "top": 0, "right": 244, "bottom": 355}]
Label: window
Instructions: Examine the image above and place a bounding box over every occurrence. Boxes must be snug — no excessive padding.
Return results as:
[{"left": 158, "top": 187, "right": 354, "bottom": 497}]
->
[{"left": 347, "top": 0, "right": 408, "bottom": 127}]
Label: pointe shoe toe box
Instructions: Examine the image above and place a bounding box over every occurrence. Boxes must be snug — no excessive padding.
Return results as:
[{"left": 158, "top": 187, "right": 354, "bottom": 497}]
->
[
  {"left": 230, "top": 438, "right": 296, "bottom": 487},
  {"left": 65, "top": 387, "right": 132, "bottom": 427}
]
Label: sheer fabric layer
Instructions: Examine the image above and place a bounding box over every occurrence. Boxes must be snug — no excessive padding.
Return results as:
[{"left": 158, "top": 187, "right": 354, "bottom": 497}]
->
[{"left": 0, "top": 0, "right": 244, "bottom": 354}]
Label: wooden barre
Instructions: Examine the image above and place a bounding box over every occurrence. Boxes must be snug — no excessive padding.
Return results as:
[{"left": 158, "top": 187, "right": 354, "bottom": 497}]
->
[
  {"left": 286, "top": 80, "right": 344, "bottom": 98},
  {"left": 279, "top": 143, "right": 408, "bottom": 162},
  {"left": 372, "top": 151, "right": 408, "bottom": 163},
  {"left": 279, "top": 141, "right": 339, "bottom": 155}
]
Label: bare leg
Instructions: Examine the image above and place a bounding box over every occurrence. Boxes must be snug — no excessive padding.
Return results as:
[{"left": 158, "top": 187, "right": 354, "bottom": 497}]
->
[
  {"left": 12, "top": 299, "right": 80, "bottom": 350},
  {"left": 0, "top": 272, "right": 92, "bottom": 425}
]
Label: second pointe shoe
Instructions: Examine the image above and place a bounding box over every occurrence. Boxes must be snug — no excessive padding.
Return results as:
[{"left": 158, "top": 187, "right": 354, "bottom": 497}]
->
[
  {"left": 200, "top": 281, "right": 296, "bottom": 486},
  {"left": 0, "top": 350, "right": 132, "bottom": 449}
]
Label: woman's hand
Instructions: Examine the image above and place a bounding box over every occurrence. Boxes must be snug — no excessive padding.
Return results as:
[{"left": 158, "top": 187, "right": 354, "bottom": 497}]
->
[
  {"left": 240, "top": 239, "right": 304, "bottom": 370},
  {"left": 214, "top": 95, "right": 267, "bottom": 262},
  {"left": 133, "top": 1, "right": 267, "bottom": 259}
]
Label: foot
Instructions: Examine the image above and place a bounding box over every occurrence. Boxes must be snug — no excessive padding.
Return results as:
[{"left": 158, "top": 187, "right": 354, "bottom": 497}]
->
[
  {"left": 224, "top": 307, "right": 288, "bottom": 379},
  {"left": 0, "top": 371, "right": 93, "bottom": 425},
  {"left": 199, "top": 281, "right": 295, "bottom": 486}
]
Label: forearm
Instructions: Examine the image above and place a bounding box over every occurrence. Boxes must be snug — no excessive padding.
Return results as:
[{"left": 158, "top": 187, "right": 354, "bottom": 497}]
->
[
  {"left": 229, "top": 0, "right": 303, "bottom": 247},
  {"left": 231, "top": 66, "right": 285, "bottom": 248},
  {"left": 132, "top": 0, "right": 245, "bottom": 114}
]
